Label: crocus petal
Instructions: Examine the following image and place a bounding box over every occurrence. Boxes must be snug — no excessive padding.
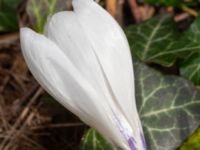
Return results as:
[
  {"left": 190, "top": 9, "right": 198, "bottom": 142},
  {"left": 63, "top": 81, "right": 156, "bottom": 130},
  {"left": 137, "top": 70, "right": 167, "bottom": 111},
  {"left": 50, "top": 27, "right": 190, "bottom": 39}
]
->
[
  {"left": 72, "top": 0, "right": 137, "bottom": 126},
  {"left": 20, "top": 28, "right": 132, "bottom": 149},
  {"left": 73, "top": 0, "right": 145, "bottom": 149},
  {"left": 44, "top": 11, "right": 109, "bottom": 98}
]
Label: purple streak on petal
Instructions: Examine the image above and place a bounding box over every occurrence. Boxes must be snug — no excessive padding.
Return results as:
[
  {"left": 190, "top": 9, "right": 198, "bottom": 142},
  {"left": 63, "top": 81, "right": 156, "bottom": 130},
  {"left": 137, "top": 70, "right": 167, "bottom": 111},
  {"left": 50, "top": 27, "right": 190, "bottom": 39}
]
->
[
  {"left": 140, "top": 133, "right": 147, "bottom": 149},
  {"left": 112, "top": 112, "right": 138, "bottom": 150},
  {"left": 117, "top": 137, "right": 137, "bottom": 150},
  {"left": 128, "top": 137, "right": 137, "bottom": 150}
]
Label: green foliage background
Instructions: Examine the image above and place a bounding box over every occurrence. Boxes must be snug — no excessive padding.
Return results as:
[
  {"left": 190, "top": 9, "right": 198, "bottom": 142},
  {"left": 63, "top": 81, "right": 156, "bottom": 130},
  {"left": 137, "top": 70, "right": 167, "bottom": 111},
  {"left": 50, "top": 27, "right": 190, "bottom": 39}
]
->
[{"left": 0, "top": 0, "right": 20, "bottom": 32}]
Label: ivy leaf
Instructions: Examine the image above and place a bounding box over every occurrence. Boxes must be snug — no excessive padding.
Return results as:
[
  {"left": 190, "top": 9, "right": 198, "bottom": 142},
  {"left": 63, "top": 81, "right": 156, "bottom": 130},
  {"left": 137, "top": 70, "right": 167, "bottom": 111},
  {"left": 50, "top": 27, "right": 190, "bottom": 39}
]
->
[
  {"left": 80, "top": 128, "right": 114, "bottom": 150},
  {"left": 81, "top": 62, "right": 200, "bottom": 150},
  {"left": 135, "top": 62, "right": 200, "bottom": 150},
  {"left": 179, "top": 53, "right": 200, "bottom": 85},
  {"left": 179, "top": 15, "right": 200, "bottom": 85},
  {"left": 126, "top": 15, "right": 200, "bottom": 67},
  {"left": 125, "top": 15, "right": 178, "bottom": 66},
  {"left": 183, "top": 15, "right": 200, "bottom": 43}
]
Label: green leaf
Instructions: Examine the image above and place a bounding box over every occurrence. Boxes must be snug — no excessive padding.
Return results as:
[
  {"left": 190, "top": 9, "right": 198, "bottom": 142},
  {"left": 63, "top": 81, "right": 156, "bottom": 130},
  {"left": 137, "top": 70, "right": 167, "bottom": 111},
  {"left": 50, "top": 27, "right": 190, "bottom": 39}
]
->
[
  {"left": 80, "top": 128, "right": 114, "bottom": 150},
  {"left": 179, "top": 15, "right": 200, "bottom": 85},
  {"left": 143, "top": 0, "right": 181, "bottom": 7},
  {"left": 180, "top": 128, "right": 200, "bottom": 150},
  {"left": 125, "top": 15, "right": 178, "bottom": 66},
  {"left": 183, "top": 15, "right": 200, "bottom": 43},
  {"left": 143, "top": 0, "right": 198, "bottom": 7},
  {"left": 0, "top": 11, "right": 18, "bottom": 32},
  {"left": 0, "top": 0, "right": 20, "bottom": 32},
  {"left": 81, "top": 62, "right": 200, "bottom": 150},
  {"left": 135, "top": 62, "right": 200, "bottom": 150},
  {"left": 126, "top": 15, "right": 200, "bottom": 67},
  {"left": 26, "top": 0, "right": 68, "bottom": 32},
  {"left": 0, "top": 0, "right": 20, "bottom": 11},
  {"left": 179, "top": 53, "right": 200, "bottom": 85}
]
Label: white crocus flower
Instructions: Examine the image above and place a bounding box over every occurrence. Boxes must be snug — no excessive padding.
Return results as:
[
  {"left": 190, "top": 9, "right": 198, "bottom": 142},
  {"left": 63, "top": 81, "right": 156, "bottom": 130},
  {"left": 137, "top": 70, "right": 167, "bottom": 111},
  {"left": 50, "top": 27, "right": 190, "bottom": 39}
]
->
[{"left": 20, "top": 0, "right": 147, "bottom": 149}]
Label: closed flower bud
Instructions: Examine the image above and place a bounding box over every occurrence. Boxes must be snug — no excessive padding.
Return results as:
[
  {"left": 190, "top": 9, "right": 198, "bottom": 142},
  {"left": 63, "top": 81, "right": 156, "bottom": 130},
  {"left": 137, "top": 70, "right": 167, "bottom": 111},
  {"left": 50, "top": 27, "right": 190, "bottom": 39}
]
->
[{"left": 20, "top": 0, "right": 147, "bottom": 149}]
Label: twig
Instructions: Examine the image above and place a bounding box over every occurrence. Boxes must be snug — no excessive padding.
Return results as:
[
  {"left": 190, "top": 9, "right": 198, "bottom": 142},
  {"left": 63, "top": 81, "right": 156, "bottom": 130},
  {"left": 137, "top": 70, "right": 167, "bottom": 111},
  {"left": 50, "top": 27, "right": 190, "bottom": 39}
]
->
[
  {"left": 181, "top": 5, "right": 198, "bottom": 17},
  {"left": 116, "top": 0, "right": 125, "bottom": 26},
  {"left": 20, "top": 134, "right": 46, "bottom": 150},
  {"left": 0, "top": 87, "right": 43, "bottom": 149},
  {"left": 106, "top": 0, "right": 117, "bottom": 17},
  {"left": 31, "top": 123, "right": 84, "bottom": 130},
  {"left": 0, "top": 66, "right": 29, "bottom": 94},
  {"left": 0, "top": 33, "right": 19, "bottom": 49},
  {"left": 12, "top": 83, "right": 40, "bottom": 115},
  {"left": 0, "top": 100, "right": 11, "bottom": 131},
  {"left": 174, "top": 13, "right": 190, "bottom": 22},
  {"left": 0, "top": 76, "right": 10, "bottom": 94},
  {"left": 128, "top": 0, "right": 142, "bottom": 22},
  {"left": 4, "top": 113, "right": 45, "bottom": 150}
]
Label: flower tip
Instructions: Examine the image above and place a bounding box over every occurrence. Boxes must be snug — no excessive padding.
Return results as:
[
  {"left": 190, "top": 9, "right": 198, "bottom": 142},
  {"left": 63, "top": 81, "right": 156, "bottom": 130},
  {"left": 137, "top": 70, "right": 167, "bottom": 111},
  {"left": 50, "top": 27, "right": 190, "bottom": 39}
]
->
[
  {"left": 20, "top": 27, "right": 32, "bottom": 35},
  {"left": 20, "top": 27, "right": 36, "bottom": 42},
  {"left": 20, "top": 27, "right": 29, "bottom": 32},
  {"left": 72, "top": 0, "right": 93, "bottom": 7}
]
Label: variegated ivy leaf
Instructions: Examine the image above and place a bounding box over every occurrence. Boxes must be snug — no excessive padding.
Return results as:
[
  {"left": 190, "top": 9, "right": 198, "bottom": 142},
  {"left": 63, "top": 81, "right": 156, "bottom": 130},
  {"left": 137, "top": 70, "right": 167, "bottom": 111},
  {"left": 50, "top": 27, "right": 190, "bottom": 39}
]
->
[
  {"left": 81, "top": 62, "right": 200, "bottom": 150},
  {"left": 80, "top": 128, "right": 114, "bottom": 150},
  {"left": 179, "top": 52, "right": 200, "bottom": 85},
  {"left": 26, "top": 0, "right": 71, "bottom": 32},
  {"left": 184, "top": 15, "right": 200, "bottom": 43},
  {"left": 135, "top": 62, "right": 200, "bottom": 150},
  {"left": 125, "top": 15, "right": 200, "bottom": 66},
  {"left": 179, "top": 15, "right": 200, "bottom": 85}
]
